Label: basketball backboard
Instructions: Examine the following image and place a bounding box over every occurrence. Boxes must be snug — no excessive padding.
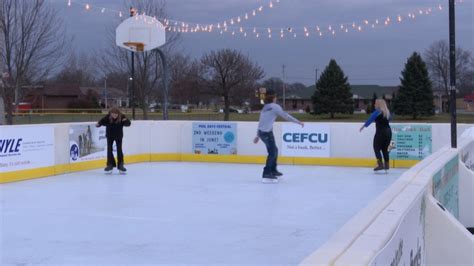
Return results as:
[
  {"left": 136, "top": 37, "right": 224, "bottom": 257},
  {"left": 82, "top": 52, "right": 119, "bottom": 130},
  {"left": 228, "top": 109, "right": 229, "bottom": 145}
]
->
[{"left": 116, "top": 15, "right": 166, "bottom": 52}]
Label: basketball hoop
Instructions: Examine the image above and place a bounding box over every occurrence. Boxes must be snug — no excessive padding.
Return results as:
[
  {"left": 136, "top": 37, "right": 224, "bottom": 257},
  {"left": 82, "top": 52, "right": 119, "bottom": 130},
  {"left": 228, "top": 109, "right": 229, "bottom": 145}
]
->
[{"left": 123, "top": 42, "right": 145, "bottom": 52}]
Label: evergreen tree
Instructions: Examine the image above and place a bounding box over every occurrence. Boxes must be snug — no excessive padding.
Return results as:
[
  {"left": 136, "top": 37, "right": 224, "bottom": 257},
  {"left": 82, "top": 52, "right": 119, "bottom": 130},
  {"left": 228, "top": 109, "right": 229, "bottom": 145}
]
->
[
  {"left": 393, "top": 52, "right": 435, "bottom": 119},
  {"left": 312, "top": 59, "right": 354, "bottom": 118}
]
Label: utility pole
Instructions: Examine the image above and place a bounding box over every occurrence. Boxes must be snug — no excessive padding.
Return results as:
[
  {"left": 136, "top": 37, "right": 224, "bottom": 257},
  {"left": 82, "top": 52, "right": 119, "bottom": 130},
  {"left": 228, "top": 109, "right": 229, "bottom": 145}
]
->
[
  {"left": 104, "top": 76, "right": 108, "bottom": 109},
  {"left": 449, "top": 0, "right": 457, "bottom": 148},
  {"left": 282, "top": 64, "right": 286, "bottom": 109}
]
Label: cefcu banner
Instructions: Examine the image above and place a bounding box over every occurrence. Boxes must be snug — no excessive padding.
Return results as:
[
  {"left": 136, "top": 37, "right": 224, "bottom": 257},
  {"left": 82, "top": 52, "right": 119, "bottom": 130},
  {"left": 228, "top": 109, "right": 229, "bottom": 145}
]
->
[
  {"left": 192, "top": 122, "right": 237, "bottom": 155},
  {"left": 390, "top": 125, "right": 432, "bottom": 160},
  {"left": 0, "top": 126, "right": 54, "bottom": 172},
  {"left": 281, "top": 124, "right": 330, "bottom": 157},
  {"left": 370, "top": 193, "right": 426, "bottom": 266},
  {"left": 69, "top": 124, "right": 108, "bottom": 163},
  {"left": 433, "top": 155, "right": 459, "bottom": 218}
]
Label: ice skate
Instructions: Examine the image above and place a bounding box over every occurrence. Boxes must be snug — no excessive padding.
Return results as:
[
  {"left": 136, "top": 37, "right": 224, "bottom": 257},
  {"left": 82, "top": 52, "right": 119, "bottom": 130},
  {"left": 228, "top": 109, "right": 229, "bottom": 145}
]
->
[
  {"left": 104, "top": 165, "right": 113, "bottom": 174},
  {"left": 262, "top": 173, "right": 278, "bottom": 184},
  {"left": 384, "top": 161, "right": 390, "bottom": 174},
  {"left": 118, "top": 164, "right": 127, "bottom": 174},
  {"left": 272, "top": 170, "right": 283, "bottom": 177},
  {"left": 374, "top": 159, "right": 384, "bottom": 172}
]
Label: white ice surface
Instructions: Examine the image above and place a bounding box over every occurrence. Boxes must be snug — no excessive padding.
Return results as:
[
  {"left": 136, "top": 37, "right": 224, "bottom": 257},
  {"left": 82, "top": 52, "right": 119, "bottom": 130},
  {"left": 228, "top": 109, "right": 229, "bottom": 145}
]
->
[{"left": 1, "top": 162, "right": 404, "bottom": 265}]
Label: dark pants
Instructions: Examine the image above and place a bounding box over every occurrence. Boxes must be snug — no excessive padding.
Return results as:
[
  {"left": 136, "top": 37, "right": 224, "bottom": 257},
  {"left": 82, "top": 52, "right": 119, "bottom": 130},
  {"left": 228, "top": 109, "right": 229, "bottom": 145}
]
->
[
  {"left": 107, "top": 137, "right": 123, "bottom": 167},
  {"left": 373, "top": 128, "right": 392, "bottom": 163},
  {"left": 258, "top": 130, "right": 278, "bottom": 175}
]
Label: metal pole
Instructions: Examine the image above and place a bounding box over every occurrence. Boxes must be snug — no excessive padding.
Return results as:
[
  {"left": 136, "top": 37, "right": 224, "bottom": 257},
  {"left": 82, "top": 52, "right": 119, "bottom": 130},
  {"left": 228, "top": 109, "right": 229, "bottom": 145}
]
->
[
  {"left": 155, "top": 49, "right": 169, "bottom": 120},
  {"left": 130, "top": 7, "right": 136, "bottom": 120},
  {"left": 449, "top": 0, "right": 457, "bottom": 148}
]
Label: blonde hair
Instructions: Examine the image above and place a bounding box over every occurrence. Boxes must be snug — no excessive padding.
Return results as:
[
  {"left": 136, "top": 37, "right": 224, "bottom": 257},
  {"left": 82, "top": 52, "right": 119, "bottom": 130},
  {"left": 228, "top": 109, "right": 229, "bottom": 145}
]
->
[{"left": 376, "top": 99, "right": 390, "bottom": 119}]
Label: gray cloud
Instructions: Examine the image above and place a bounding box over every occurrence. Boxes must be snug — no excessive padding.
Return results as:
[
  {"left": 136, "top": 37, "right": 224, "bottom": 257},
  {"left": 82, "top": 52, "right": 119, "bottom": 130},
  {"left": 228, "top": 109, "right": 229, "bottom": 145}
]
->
[{"left": 52, "top": 0, "right": 473, "bottom": 85}]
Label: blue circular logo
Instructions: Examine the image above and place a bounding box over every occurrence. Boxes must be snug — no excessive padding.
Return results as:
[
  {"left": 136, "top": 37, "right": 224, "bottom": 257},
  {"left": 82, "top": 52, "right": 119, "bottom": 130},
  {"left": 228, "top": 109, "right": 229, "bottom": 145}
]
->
[
  {"left": 70, "top": 144, "right": 79, "bottom": 161},
  {"left": 224, "top": 132, "right": 235, "bottom": 143}
]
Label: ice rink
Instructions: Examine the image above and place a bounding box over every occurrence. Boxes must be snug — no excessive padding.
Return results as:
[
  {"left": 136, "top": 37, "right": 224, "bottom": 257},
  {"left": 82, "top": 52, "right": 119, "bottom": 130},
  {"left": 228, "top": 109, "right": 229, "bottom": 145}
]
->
[{"left": 1, "top": 162, "right": 405, "bottom": 265}]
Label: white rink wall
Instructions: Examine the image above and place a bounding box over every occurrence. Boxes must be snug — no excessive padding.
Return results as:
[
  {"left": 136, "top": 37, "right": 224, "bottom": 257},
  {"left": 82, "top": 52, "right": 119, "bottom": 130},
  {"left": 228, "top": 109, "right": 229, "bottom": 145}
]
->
[
  {"left": 302, "top": 127, "right": 474, "bottom": 266},
  {"left": 128, "top": 121, "right": 470, "bottom": 158},
  {"left": 2, "top": 121, "right": 471, "bottom": 166},
  {"left": 2, "top": 121, "right": 473, "bottom": 265}
]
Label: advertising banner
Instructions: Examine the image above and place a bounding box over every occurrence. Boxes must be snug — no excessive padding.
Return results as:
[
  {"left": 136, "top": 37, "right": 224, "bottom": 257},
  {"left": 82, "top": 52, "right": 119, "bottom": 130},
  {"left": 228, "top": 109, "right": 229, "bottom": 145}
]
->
[
  {"left": 69, "top": 124, "right": 108, "bottom": 163},
  {"left": 0, "top": 126, "right": 54, "bottom": 172},
  {"left": 433, "top": 155, "right": 459, "bottom": 218},
  {"left": 370, "top": 193, "right": 426, "bottom": 266},
  {"left": 281, "top": 124, "right": 330, "bottom": 157},
  {"left": 390, "top": 125, "right": 432, "bottom": 160}
]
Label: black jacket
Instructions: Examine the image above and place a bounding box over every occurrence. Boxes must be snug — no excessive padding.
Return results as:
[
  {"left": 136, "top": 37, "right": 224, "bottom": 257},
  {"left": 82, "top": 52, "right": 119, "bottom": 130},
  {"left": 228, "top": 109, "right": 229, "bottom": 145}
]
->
[{"left": 97, "top": 115, "right": 131, "bottom": 139}]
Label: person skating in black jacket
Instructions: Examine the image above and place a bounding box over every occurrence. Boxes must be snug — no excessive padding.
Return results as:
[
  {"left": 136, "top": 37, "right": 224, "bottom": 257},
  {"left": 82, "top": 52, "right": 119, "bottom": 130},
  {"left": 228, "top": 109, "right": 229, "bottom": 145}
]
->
[
  {"left": 96, "top": 107, "right": 131, "bottom": 173},
  {"left": 360, "top": 99, "right": 392, "bottom": 172}
]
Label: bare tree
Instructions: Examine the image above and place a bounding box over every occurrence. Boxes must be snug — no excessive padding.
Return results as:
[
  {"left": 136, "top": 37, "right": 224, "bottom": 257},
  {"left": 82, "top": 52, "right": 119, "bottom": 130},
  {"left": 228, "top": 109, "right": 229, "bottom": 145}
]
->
[
  {"left": 0, "top": 0, "right": 69, "bottom": 124},
  {"left": 424, "top": 40, "right": 473, "bottom": 99},
  {"left": 201, "top": 49, "right": 264, "bottom": 121},
  {"left": 52, "top": 53, "right": 97, "bottom": 87},
  {"left": 98, "top": 0, "right": 180, "bottom": 120},
  {"left": 168, "top": 53, "right": 206, "bottom": 106}
]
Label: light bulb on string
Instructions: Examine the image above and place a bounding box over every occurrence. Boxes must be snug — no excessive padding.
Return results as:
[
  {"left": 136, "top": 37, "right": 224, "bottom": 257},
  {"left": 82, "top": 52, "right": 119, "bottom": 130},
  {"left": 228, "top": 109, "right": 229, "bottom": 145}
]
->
[
  {"left": 67, "top": 0, "right": 72, "bottom": 7},
  {"left": 85, "top": 3, "right": 90, "bottom": 10}
]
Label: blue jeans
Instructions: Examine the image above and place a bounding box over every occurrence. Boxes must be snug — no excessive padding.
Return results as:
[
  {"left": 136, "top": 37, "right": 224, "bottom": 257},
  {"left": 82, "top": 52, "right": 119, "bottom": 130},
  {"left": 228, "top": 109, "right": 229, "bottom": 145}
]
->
[{"left": 258, "top": 130, "right": 278, "bottom": 175}]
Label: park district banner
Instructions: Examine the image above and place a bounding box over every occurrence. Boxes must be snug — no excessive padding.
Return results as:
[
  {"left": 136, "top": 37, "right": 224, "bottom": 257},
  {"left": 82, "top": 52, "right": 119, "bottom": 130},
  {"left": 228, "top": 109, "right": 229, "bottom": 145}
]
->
[
  {"left": 192, "top": 122, "right": 237, "bottom": 155},
  {"left": 281, "top": 124, "right": 330, "bottom": 157},
  {"left": 0, "top": 126, "right": 54, "bottom": 172}
]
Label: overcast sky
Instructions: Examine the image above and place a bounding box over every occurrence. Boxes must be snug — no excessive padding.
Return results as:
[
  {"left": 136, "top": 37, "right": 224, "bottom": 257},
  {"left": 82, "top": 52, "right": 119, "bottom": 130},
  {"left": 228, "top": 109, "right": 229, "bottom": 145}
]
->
[{"left": 52, "top": 0, "right": 473, "bottom": 86}]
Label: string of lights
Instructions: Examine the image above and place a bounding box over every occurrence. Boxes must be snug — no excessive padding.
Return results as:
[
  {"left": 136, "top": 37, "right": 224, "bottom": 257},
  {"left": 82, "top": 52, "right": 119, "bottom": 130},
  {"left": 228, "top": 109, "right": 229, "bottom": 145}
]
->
[
  {"left": 65, "top": 0, "right": 466, "bottom": 40},
  {"left": 65, "top": 0, "right": 280, "bottom": 31}
]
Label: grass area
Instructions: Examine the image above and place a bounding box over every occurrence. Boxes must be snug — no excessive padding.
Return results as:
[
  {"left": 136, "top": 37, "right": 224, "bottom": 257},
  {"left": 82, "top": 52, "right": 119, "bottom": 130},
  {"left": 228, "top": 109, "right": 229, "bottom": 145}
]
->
[{"left": 10, "top": 111, "right": 474, "bottom": 125}]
